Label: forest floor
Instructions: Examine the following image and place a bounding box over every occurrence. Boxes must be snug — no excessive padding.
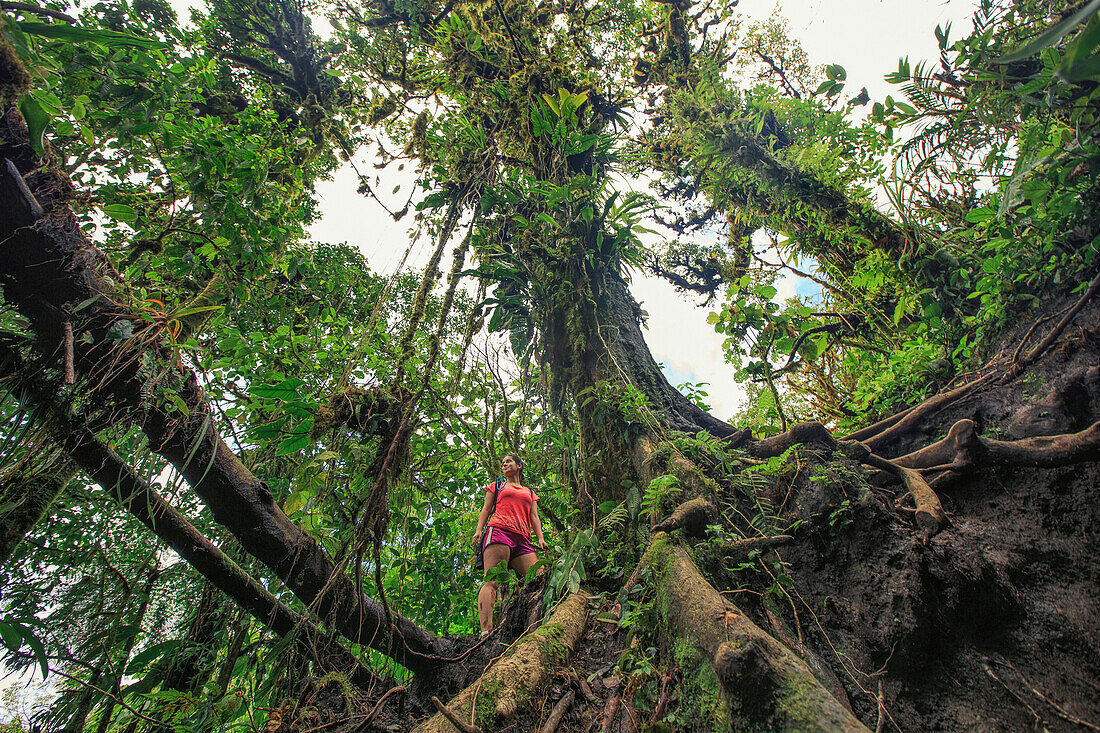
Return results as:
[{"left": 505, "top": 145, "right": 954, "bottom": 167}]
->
[{"left": 273, "top": 289, "right": 1100, "bottom": 733}]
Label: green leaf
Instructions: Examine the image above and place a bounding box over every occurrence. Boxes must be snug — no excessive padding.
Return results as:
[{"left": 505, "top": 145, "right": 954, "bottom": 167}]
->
[
  {"left": 965, "top": 207, "right": 994, "bottom": 224},
  {"left": 126, "top": 640, "right": 182, "bottom": 674},
  {"left": 102, "top": 203, "right": 138, "bottom": 224},
  {"left": 105, "top": 319, "right": 134, "bottom": 340},
  {"left": 276, "top": 427, "right": 313, "bottom": 455},
  {"left": 756, "top": 285, "right": 778, "bottom": 299},
  {"left": 0, "top": 622, "right": 20, "bottom": 651},
  {"left": 250, "top": 378, "right": 305, "bottom": 401},
  {"left": 994, "top": 0, "right": 1100, "bottom": 63},
  {"left": 16, "top": 21, "right": 171, "bottom": 49},
  {"left": 20, "top": 626, "right": 48, "bottom": 679},
  {"left": 283, "top": 492, "right": 308, "bottom": 515},
  {"left": 19, "top": 96, "right": 49, "bottom": 157}
]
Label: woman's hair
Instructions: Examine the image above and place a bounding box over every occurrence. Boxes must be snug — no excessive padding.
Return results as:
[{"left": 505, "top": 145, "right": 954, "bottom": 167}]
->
[{"left": 504, "top": 453, "right": 525, "bottom": 485}]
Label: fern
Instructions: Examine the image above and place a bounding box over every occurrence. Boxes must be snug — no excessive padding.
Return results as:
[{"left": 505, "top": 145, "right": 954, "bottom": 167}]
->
[
  {"left": 598, "top": 502, "right": 630, "bottom": 531},
  {"left": 642, "top": 474, "right": 681, "bottom": 521}
]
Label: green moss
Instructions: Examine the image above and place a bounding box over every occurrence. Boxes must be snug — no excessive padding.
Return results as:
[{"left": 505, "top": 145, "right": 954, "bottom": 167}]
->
[
  {"left": 311, "top": 671, "right": 355, "bottom": 712},
  {"left": 672, "top": 634, "right": 732, "bottom": 733},
  {"left": 772, "top": 674, "right": 823, "bottom": 730},
  {"left": 472, "top": 677, "right": 505, "bottom": 729},
  {"left": 533, "top": 622, "right": 568, "bottom": 663}
]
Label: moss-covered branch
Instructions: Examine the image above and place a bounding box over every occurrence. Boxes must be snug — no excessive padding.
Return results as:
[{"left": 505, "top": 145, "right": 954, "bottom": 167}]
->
[{"left": 644, "top": 533, "right": 869, "bottom": 731}]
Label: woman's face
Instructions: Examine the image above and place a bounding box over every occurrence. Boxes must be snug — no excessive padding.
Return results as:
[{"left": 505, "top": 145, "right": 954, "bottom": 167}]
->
[{"left": 502, "top": 455, "right": 521, "bottom": 477}]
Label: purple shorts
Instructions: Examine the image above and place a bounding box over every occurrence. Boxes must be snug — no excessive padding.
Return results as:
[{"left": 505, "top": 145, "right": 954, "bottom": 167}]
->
[{"left": 482, "top": 526, "right": 537, "bottom": 561}]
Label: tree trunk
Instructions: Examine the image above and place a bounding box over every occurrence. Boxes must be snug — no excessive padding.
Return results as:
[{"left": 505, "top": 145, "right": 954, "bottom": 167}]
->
[
  {"left": 162, "top": 580, "right": 228, "bottom": 696},
  {"left": 60, "top": 667, "right": 105, "bottom": 733}
]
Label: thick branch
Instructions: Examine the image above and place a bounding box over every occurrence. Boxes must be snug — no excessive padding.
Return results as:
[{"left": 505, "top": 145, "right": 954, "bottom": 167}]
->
[
  {"left": 0, "top": 345, "right": 378, "bottom": 688},
  {"left": 0, "top": 2, "right": 76, "bottom": 23},
  {"left": 0, "top": 105, "right": 445, "bottom": 672}
]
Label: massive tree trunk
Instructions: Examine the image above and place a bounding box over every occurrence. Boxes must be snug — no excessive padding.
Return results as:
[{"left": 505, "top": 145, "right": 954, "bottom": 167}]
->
[{"left": 0, "top": 104, "right": 447, "bottom": 674}]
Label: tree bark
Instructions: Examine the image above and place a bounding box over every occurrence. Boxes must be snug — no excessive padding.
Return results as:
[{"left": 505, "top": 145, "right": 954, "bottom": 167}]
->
[{"left": 0, "top": 105, "right": 446, "bottom": 672}]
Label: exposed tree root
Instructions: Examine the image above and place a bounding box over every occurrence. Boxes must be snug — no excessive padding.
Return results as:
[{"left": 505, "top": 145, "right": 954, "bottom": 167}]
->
[
  {"left": 719, "top": 534, "right": 794, "bottom": 557},
  {"left": 845, "top": 376, "right": 992, "bottom": 454},
  {"left": 644, "top": 534, "right": 869, "bottom": 731},
  {"left": 762, "top": 603, "right": 853, "bottom": 715},
  {"left": 745, "top": 421, "right": 950, "bottom": 540},
  {"left": 652, "top": 496, "right": 716, "bottom": 536},
  {"left": 750, "top": 421, "right": 839, "bottom": 458},
  {"left": 859, "top": 450, "right": 948, "bottom": 542},
  {"left": 414, "top": 592, "right": 590, "bottom": 733},
  {"left": 632, "top": 436, "right": 723, "bottom": 499},
  {"left": 887, "top": 418, "right": 1100, "bottom": 490}
]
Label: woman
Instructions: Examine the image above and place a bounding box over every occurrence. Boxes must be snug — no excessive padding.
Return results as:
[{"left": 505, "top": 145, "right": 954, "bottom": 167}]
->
[{"left": 472, "top": 453, "right": 546, "bottom": 636}]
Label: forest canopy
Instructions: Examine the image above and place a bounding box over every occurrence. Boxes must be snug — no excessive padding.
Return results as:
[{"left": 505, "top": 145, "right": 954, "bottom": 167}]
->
[{"left": 1, "top": 0, "right": 1099, "bottom": 731}]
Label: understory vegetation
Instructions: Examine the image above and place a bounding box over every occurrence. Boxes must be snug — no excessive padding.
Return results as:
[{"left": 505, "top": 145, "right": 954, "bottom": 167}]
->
[{"left": 1, "top": 0, "right": 1099, "bottom": 730}]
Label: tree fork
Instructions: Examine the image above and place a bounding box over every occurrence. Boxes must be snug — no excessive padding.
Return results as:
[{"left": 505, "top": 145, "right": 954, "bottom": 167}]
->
[{"left": 0, "top": 104, "right": 446, "bottom": 672}]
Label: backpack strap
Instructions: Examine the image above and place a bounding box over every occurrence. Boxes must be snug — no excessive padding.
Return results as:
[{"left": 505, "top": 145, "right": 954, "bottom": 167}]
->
[{"left": 488, "top": 476, "right": 506, "bottom": 515}]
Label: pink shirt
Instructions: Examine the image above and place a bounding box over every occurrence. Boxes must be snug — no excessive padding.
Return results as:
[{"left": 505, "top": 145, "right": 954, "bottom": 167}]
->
[{"left": 486, "top": 482, "right": 538, "bottom": 537}]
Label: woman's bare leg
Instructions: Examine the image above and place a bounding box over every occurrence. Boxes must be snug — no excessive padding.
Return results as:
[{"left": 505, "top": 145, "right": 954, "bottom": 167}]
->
[
  {"left": 479, "top": 543, "right": 511, "bottom": 634},
  {"left": 510, "top": 551, "right": 539, "bottom": 580}
]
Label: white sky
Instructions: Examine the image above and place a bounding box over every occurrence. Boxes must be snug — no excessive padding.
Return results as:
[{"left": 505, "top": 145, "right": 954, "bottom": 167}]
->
[{"left": 307, "top": 0, "right": 980, "bottom": 420}]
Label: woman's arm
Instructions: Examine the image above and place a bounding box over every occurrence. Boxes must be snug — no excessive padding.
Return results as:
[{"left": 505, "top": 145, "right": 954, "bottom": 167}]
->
[
  {"left": 530, "top": 502, "right": 546, "bottom": 549},
  {"left": 473, "top": 487, "right": 495, "bottom": 544}
]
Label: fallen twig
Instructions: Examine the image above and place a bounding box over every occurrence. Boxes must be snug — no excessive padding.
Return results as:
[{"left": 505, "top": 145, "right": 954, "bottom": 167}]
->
[
  {"left": 431, "top": 696, "right": 483, "bottom": 733},
  {"left": 63, "top": 320, "right": 74, "bottom": 384},
  {"left": 600, "top": 692, "right": 621, "bottom": 733},
  {"left": 541, "top": 690, "right": 575, "bottom": 733},
  {"left": 353, "top": 685, "right": 406, "bottom": 733}
]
